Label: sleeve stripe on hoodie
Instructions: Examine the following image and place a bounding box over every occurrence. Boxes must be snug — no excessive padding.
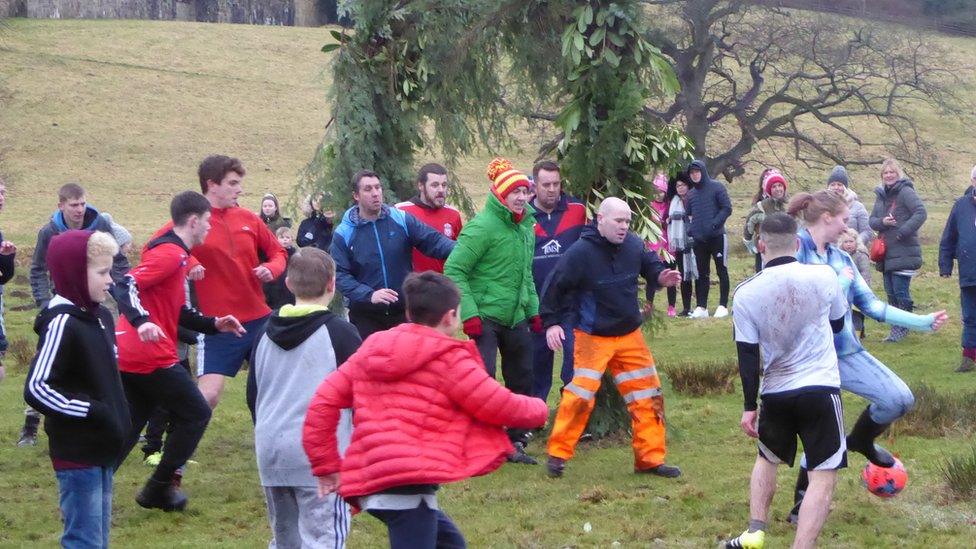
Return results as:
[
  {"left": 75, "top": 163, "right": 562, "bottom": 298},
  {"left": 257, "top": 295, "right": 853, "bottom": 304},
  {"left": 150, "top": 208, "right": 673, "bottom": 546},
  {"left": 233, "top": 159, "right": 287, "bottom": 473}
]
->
[{"left": 28, "top": 314, "right": 90, "bottom": 417}]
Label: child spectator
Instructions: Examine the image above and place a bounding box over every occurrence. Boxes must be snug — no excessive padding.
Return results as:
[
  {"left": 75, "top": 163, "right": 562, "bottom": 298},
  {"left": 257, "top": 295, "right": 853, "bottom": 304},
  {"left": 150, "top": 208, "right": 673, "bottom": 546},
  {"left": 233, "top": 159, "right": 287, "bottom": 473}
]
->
[
  {"left": 0, "top": 176, "right": 16, "bottom": 383},
  {"left": 263, "top": 226, "right": 297, "bottom": 310},
  {"left": 648, "top": 173, "right": 678, "bottom": 316},
  {"left": 23, "top": 230, "right": 130, "bottom": 548},
  {"left": 260, "top": 193, "right": 292, "bottom": 232},
  {"left": 839, "top": 227, "right": 871, "bottom": 339},
  {"left": 248, "top": 247, "right": 361, "bottom": 548},
  {"left": 303, "top": 272, "right": 548, "bottom": 548}
]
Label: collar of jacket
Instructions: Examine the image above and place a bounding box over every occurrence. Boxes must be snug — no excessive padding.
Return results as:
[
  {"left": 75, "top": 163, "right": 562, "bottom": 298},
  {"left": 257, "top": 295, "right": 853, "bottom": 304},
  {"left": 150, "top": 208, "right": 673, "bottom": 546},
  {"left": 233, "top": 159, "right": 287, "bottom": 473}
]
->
[
  {"left": 349, "top": 204, "right": 391, "bottom": 226},
  {"left": 530, "top": 193, "right": 569, "bottom": 216}
]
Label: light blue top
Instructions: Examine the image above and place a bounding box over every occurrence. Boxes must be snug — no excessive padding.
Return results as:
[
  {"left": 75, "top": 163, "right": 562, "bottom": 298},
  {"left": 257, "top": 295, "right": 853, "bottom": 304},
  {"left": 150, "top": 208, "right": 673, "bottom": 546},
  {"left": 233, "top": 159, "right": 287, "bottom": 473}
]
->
[{"left": 796, "top": 228, "right": 934, "bottom": 357}]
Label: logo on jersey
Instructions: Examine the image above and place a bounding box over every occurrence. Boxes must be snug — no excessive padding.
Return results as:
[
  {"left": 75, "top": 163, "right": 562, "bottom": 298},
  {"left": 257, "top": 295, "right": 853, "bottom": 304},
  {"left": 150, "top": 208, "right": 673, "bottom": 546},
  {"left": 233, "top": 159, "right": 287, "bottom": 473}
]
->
[
  {"left": 444, "top": 223, "right": 454, "bottom": 238},
  {"left": 542, "top": 239, "right": 561, "bottom": 255}
]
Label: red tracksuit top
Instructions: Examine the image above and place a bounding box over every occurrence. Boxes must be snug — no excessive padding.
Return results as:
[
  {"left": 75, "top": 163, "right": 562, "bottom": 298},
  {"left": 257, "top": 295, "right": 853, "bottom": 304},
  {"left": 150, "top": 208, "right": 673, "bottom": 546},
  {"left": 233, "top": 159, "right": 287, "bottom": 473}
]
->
[
  {"left": 395, "top": 197, "right": 462, "bottom": 274},
  {"left": 151, "top": 206, "right": 287, "bottom": 323}
]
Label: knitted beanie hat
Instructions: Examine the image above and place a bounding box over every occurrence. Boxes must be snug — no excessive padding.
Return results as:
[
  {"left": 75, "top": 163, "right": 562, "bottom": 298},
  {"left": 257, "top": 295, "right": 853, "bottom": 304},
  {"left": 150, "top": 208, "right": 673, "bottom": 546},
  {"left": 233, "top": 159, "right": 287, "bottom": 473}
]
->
[
  {"left": 486, "top": 158, "right": 530, "bottom": 200},
  {"left": 827, "top": 165, "right": 849, "bottom": 187},
  {"left": 762, "top": 169, "right": 787, "bottom": 197},
  {"left": 101, "top": 213, "right": 132, "bottom": 248},
  {"left": 653, "top": 173, "right": 668, "bottom": 193}
]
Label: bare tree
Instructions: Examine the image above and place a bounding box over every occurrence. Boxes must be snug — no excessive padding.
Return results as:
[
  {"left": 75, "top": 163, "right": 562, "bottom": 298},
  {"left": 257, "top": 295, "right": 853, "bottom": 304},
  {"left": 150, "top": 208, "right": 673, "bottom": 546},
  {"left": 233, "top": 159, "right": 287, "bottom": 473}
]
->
[{"left": 639, "top": 0, "right": 964, "bottom": 181}]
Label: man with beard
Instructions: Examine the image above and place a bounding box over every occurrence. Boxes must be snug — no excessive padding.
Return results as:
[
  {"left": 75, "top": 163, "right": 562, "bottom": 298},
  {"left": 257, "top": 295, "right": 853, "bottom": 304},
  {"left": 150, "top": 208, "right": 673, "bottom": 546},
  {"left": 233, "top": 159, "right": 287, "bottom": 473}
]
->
[
  {"left": 331, "top": 170, "right": 456, "bottom": 339},
  {"left": 396, "top": 163, "right": 463, "bottom": 274}
]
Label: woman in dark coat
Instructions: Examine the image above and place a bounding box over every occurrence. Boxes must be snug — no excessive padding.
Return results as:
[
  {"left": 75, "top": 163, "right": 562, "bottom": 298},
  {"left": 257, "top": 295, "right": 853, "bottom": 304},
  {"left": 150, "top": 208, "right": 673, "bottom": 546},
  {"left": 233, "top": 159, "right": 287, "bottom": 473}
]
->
[{"left": 869, "top": 158, "right": 927, "bottom": 343}]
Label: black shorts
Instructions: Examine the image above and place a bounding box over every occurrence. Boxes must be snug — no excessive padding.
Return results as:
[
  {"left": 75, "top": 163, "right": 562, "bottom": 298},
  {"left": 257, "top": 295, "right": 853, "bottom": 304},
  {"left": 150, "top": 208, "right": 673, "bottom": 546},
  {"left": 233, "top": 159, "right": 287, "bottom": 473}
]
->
[{"left": 757, "top": 389, "right": 847, "bottom": 471}]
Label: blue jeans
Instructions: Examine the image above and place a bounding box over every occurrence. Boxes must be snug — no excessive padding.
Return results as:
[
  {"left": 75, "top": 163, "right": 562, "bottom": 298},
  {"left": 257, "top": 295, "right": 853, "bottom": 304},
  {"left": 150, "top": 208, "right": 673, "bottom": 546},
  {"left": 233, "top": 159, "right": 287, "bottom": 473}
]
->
[
  {"left": 531, "top": 329, "right": 574, "bottom": 401},
  {"left": 962, "top": 286, "right": 976, "bottom": 350},
  {"left": 839, "top": 351, "right": 914, "bottom": 424},
  {"left": 368, "top": 502, "right": 466, "bottom": 549},
  {"left": 882, "top": 271, "right": 913, "bottom": 310},
  {"left": 55, "top": 466, "right": 113, "bottom": 548}
]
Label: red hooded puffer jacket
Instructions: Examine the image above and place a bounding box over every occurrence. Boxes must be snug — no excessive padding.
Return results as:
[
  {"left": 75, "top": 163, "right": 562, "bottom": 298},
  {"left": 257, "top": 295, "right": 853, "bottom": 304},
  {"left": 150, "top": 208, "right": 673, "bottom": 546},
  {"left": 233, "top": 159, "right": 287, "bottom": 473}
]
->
[{"left": 302, "top": 322, "right": 548, "bottom": 499}]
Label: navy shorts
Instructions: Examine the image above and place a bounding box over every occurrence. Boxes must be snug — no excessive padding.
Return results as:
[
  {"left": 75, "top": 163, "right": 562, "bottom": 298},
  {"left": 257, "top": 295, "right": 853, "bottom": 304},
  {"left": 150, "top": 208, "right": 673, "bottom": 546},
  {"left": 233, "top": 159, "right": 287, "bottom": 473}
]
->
[{"left": 196, "top": 316, "right": 268, "bottom": 377}]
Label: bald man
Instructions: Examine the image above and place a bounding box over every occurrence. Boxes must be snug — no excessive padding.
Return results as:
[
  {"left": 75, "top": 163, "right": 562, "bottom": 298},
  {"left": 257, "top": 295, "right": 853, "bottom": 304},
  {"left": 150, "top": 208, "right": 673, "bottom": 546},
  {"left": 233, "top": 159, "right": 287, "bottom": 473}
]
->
[{"left": 540, "top": 197, "right": 683, "bottom": 478}]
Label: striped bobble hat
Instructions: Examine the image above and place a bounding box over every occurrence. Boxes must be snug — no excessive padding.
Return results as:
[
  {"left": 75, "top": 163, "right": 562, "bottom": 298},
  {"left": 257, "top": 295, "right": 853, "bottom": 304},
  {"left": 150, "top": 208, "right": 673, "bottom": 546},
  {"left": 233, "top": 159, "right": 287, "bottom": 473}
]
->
[{"left": 486, "top": 157, "right": 530, "bottom": 200}]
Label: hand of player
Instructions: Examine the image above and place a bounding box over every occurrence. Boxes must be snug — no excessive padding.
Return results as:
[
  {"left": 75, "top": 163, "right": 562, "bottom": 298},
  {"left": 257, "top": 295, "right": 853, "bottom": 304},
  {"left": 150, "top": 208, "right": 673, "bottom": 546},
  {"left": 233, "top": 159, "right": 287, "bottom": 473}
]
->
[
  {"left": 370, "top": 289, "right": 399, "bottom": 305},
  {"left": 882, "top": 215, "right": 897, "bottom": 226},
  {"left": 657, "top": 269, "right": 682, "bottom": 288},
  {"left": 187, "top": 265, "right": 205, "bottom": 281},
  {"left": 929, "top": 310, "right": 948, "bottom": 332},
  {"left": 137, "top": 322, "right": 166, "bottom": 343},
  {"left": 253, "top": 265, "right": 274, "bottom": 282},
  {"left": 0, "top": 240, "right": 16, "bottom": 255},
  {"left": 546, "top": 325, "right": 565, "bottom": 352},
  {"left": 215, "top": 315, "right": 246, "bottom": 337},
  {"left": 740, "top": 410, "right": 759, "bottom": 438},
  {"left": 641, "top": 301, "right": 654, "bottom": 321},
  {"left": 316, "top": 474, "right": 339, "bottom": 498}
]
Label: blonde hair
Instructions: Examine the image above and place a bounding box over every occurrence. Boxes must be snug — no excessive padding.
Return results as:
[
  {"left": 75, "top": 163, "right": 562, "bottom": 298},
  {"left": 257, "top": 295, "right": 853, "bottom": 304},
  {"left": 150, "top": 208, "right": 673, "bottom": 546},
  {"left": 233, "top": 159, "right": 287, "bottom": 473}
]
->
[
  {"left": 786, "top": 191, "right": 847, "bottom": 225},
  {"left": 880, "top": 158, "right": 905, "bottom": 180},
  {"left": 87, "top": 231, "right": 119, "bottom": 261},
  {"left": 275, "top": 226, "right": 293, "bottom": 239},
  {"left": 838, "top": 228, "right": 867, "bottom": 254}
]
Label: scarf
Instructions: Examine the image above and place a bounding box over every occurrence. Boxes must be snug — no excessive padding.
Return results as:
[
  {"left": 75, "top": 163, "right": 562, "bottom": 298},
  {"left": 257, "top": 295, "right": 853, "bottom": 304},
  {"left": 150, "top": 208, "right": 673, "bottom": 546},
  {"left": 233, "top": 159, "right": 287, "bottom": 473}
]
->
[{"left": 667, "top": 196, "right": 698, "bottom": 281}]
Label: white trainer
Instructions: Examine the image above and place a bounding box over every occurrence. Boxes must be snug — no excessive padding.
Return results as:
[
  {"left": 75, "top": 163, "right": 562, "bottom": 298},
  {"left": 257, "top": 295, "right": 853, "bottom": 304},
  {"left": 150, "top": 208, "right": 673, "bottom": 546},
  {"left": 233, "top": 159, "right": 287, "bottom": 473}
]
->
[
  {"left": 713, "top": 305, "right": 729, "bottom": 318},
  {"left": 689, "top": 307, "right": 709, "bottom": 319}
]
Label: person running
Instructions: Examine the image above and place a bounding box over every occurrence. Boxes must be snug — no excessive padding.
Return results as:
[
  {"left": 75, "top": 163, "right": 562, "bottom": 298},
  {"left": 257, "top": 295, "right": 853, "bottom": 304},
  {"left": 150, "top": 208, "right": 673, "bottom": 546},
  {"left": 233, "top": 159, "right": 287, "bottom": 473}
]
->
[
  {"left": 665, "top": 173, "right": 696, "bottom": 316},
  {"left": 444, "top": 158, "right": 541, "bottom": 464},
  {"left": 150, "top": 155, "right": 288, "bottom": 410},
  {"left": 528, "top": 160, "right": 586, "bottom": 401},
  {"left": 939, "top": 164, "right": 976, "bottom": 373},
  {"left": 23, "top": 230, "right": 130, "bottom": 548},
  {"left": 723, "top": 212, "right": 849, "bottom": 549},
  {"left": 542, "top": 197, "right": 683, "bottom": 479},
  {"left": 395, "top": 163, "right": 463, "bottom": 274},
  {"left": 684, "top": 159, "right": 732, "bottom": 319},
  {"left": 303, "top": 272, "right": 547, "bottom": 549},
  {"left": 743, "top": 169, "right": 788, "bottom": 272},
  {"left": 787, "top": 190, "right": 947, "bottom": 521},
  {"left": 0, "top": 176, "right": 16, "bottom": 385},
  {"left": 114, "top": 191, "right": 245, "bottom": 511},
  {"left": 248, "top": 247, "right": 361, "bottom": 548},
  {"left": 21, "top": 182, "right": 130, "bottom": 447},
  {"left": 296, "top": 192, "right": 334, "bottom": 250},
  {"left": 331, "top": 169, "right": 456, "bottom": 339}
]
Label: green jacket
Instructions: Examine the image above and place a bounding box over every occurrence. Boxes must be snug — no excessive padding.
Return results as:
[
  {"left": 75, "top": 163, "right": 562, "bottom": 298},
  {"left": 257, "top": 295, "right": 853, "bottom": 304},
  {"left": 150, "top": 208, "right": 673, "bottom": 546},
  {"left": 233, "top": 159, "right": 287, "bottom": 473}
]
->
[{"left": 444, "top": 193, "right": 539, "bottom": 327}]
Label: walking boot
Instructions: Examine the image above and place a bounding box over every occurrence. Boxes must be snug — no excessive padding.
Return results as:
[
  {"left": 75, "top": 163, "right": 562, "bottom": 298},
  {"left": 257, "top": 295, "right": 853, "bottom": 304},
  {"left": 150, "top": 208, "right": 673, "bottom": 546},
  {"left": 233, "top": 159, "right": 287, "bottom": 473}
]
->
[
  {"left": 17, "top": 414, "right": 40, "bottom": 447},
  {"left": 136, "top": 478, "right": 188, "bottom": 512},
  {"left": 846, "top": 407, "right": 895, "bottom": 468},
  {"left": 956, "top": 357, "right": 975, "bottom": 373}
]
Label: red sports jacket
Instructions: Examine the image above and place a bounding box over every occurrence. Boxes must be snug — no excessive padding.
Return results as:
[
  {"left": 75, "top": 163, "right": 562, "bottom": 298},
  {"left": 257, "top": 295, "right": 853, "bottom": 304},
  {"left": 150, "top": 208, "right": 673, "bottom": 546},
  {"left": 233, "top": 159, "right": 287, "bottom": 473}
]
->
[{"left": 395, "top": 197, "right": 462, "bottom": 273}]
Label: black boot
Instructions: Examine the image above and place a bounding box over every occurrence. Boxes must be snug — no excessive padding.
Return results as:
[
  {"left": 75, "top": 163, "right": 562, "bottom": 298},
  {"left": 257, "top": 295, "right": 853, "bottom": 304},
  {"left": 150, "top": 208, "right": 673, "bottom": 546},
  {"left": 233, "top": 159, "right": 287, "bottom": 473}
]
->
[
  {"left": 136, "top": 478, "right": 188, "bottom": 512},
  {"left": 17, "top": 414, "right": 40, "bottom": 447},
  {"left": 846, "top": 407, "right": 895, "bottom": 467},
  {"left": 787, "top": 467, "right": 808, "bottom": 525}
]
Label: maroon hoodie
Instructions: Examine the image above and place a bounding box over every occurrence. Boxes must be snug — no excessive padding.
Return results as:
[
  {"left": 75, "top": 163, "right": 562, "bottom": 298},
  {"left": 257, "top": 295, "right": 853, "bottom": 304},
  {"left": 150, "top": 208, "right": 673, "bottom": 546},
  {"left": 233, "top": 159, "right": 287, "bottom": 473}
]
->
[{"left": 46, "top": 230, "right": 98, "bottom": 311}]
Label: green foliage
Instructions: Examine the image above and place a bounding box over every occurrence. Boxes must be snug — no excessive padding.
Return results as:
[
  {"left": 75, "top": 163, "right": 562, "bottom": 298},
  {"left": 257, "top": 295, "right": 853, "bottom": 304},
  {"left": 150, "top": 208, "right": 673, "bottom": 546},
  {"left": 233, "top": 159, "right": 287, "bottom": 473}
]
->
[
  {"left": 898, "top": 383, "right": 976, "bottom": 438},
  {"left": 940, "top": 445, "right": 976, "bottom": 500},
  {"left": 662, "top": 359, "right": 738, "bottom": 397}
]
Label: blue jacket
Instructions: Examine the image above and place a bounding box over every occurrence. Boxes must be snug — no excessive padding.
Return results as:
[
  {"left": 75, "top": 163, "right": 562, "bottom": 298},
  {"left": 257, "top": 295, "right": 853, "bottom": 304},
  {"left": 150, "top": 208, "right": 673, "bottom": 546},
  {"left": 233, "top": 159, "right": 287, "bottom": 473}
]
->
[
  {"left": 685, "top": 159, "right": 732, "bottom": 241},
  {"left": 796, "top": 229, "right": 933, "bottom": 357},
  {"left": 330, "top": 205, "right": 455, "bottom": 313},
  {"left": 540, "top": 225, "right": 665, "bottom": 337},
  {"left": 939, "top": 187, "right": 976, "bottom": 287},
  {"left": 530, "top": 193, "right": 587, "bottom": 294}
]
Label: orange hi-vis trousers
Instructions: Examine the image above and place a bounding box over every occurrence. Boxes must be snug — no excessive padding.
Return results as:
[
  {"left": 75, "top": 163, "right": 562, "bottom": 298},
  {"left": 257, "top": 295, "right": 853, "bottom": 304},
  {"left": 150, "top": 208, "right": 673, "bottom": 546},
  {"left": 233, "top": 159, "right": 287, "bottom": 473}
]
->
[{"left": 547, "top": 328, "right": 667, "bottom": 469}]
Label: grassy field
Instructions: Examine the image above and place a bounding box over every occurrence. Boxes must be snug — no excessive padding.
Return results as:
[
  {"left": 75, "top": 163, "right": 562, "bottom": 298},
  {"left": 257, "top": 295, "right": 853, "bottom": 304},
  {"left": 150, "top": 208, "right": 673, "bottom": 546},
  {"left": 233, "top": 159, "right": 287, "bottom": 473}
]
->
[{"left": 1, "top": 16, "right": 975, "bottom": 548}]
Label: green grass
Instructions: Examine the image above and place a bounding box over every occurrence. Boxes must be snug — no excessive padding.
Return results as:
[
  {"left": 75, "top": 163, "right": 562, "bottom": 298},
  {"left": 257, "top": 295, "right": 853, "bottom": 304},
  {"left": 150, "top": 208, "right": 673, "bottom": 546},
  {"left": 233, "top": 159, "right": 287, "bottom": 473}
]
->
[{"left": 1, "top": 17, "right": 976, "bottom": 548}]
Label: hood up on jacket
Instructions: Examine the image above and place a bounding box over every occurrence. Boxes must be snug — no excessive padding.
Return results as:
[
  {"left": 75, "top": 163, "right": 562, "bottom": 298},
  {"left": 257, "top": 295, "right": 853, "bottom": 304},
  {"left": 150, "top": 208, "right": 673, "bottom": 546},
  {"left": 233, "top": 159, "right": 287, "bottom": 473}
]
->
[
  {"left": 687, "top": 159, "right": 713, "bottom": 187},
  {"left": 47, "top": 230, "right": 99, "bottom": 312},
  {"left": 353, "top": 323, "right": 471, "bottom": 382}
]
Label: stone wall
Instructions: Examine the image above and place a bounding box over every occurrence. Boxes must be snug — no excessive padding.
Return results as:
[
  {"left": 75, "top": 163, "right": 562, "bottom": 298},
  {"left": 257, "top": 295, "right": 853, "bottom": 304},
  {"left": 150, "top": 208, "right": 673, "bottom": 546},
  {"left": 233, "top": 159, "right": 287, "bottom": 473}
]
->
[{"left": 0, "top": 0, "right": 325, "bottom": 26}]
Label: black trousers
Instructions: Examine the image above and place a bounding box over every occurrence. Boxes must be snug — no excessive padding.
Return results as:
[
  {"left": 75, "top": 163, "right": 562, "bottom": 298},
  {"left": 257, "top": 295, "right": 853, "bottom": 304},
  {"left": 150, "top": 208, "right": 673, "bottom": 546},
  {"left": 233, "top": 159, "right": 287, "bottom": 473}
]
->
[
  {"left": 142, "top": 358, "right": 191, "bottom": 456},
  {"left": 693, "top": 235, "right": 730, "bottom": 308},
  {"left": 474, "top": 318, "right": 533, "bottom": 445},
  {"left": 349, "top": 307, "right": 407, "bottom": 340},
  {"left": 673, "top": 251, "right": 694, "bottom": 312},
  {"left": 120, "top": 365, "right": 212, "bottom": 483}
]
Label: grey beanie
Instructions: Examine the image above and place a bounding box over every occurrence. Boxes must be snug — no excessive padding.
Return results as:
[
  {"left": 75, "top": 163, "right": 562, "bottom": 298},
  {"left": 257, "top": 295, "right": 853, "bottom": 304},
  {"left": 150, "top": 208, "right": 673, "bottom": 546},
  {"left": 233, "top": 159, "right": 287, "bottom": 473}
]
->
[
  {"left": 827, "top": 165, "right": 849, "bottom": 187},
  {"left": 101, "top": 213, "right": 133, "bottom": 248}
]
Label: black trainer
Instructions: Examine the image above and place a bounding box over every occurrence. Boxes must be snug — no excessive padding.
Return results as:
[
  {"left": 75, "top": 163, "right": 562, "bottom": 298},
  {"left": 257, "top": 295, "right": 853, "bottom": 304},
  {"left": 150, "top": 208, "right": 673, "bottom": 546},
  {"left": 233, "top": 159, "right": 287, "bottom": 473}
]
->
[
  {"left": 136, "top": 478, "right": 188, "bottom": 512},
  {"left": 636, "top": 463, "right": 682, "bottom": 478},
  {"left": 546, "top": 456, "right": 566, "bottom": 478},
  {"left": 507, "top": 442, "right": 538, "bottom": 465},
  {"left": 17, "top": 415, "right": 40, "bottom": 447}
]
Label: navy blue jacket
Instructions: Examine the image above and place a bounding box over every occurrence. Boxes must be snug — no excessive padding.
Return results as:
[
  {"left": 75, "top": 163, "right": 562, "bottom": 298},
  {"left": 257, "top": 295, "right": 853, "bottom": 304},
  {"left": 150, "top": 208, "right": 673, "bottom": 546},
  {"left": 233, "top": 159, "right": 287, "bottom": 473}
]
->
[
  {"left": 530, "top": 193, "right": 587, "bottom": 295},
  {"left": 296, "top": 213, "right": 333, "bottom": 250},
  {"left": 540, "top": 225, "right": 666, "bottom": 337},
  {"left": 685, "top": 159, "right": 732, "bottom": 241},
  {"left": 331, "top": 205, "right": 456, "bottom": 313},
  {"left": 939, "top": 186, "right": 976, "bottom": 287}
]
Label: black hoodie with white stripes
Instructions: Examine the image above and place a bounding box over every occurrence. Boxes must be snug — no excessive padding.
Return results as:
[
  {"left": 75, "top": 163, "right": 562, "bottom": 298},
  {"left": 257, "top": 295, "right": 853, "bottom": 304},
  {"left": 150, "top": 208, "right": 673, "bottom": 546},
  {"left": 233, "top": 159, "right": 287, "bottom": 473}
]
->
[{"left": 23, "top": 296, "right": 130, "bottom": 467}]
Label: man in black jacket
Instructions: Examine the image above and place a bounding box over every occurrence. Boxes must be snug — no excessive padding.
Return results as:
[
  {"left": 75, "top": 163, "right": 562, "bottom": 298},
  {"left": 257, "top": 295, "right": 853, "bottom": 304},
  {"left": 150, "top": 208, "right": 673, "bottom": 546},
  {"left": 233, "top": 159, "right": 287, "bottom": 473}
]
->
[
  {"left": 541, "top": 197, "right": 682, "bottom": 479},
  {"left": 0, "top": 177, "right": 16, "bottom": 385},
  {"left": 685, "top": 160, "right": 733, "bottom": 319}
]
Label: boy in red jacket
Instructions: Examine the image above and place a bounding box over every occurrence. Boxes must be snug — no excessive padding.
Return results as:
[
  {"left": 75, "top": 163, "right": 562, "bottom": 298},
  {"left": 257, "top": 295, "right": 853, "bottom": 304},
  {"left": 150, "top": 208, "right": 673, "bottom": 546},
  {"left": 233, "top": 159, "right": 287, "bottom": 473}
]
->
[{"left": 303, "top": 272, "right": 548, "bottom": 548}]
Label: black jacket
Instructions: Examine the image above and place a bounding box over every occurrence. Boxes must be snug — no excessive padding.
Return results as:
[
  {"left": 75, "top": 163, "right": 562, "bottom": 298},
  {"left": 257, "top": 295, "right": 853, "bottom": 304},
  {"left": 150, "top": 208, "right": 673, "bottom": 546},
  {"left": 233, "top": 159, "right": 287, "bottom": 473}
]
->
[
  {"left": 540, "top": 225, "right": 666, "bottom": 336},
  {"left": 263, "top": 246, "right": 297, "bottom": 311},
  {"left": 685, "top": 160, "right": 733, "bottom": 241},
  {"left": 23, "top": 297, "right": 130, "bottom": 467},
  {"left": 296, "top": 213, "right": 334, "bottom": 250},
  {"left": 0, "top": 228, "right": 15, "bottom": 286},
  {"left": 869, "top": 178, "right": 927, "bottom": 272}
]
